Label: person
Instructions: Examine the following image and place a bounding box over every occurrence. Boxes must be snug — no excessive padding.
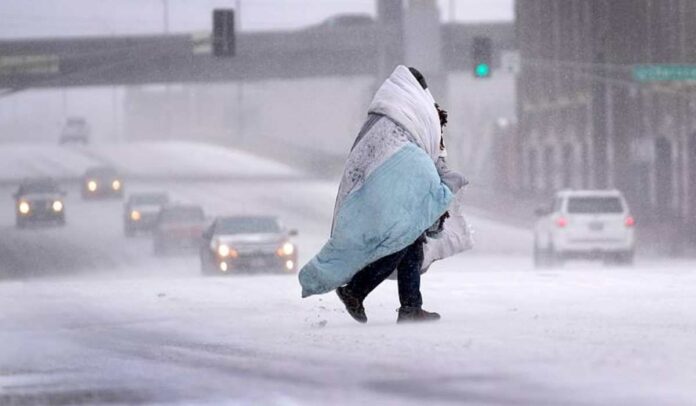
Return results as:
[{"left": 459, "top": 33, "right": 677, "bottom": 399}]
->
[
  {"left": 298, "top": 65, "right": 466, "bottom": 324},
  {"left": 336, "top": 72, "right": 467, "bottom": 324}
]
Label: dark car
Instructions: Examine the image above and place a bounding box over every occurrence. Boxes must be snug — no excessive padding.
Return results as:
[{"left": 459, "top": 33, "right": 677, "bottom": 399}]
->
[
  {"left": 153, "top": 204, "right": 206, "bottom": 255},
  {"left": 200, "top": 216, "right": 298, "bottom": 275},
  {"left": 123, "top": 192, "right": 170, "bottom": 237},
  {"left": 14, "top": 177, "right": 66, "bottom": 228},
  {"left": 59, "top": 117, "right": 90, "bottom": 145},
  {"left": 312, "top": 14, "right": 374, "bottom": 29},
  {"left": 82, "top": 166, "right": 124, "bottom": 199}
]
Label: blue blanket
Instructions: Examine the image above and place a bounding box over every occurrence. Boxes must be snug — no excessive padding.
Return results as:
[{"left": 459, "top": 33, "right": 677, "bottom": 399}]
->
[{"left": 299, "top": 142, "right": 452, "bottom": 297}]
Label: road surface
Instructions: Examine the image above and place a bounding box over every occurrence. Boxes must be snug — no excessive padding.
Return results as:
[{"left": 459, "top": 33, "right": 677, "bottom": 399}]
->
[{"left": 0, "top": 143, "right": 694, "bottom": 405}]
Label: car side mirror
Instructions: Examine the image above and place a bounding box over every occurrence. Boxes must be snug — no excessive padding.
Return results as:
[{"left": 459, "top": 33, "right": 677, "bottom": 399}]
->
[
  {"left": 288, "top": 229, "right": 299, "bottom": 237},
  {"left": 534, "top": 207, "right": 549, "bottom": 217}
]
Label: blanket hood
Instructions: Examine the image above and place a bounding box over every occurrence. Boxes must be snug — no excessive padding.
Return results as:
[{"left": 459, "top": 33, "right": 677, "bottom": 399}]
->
[{"left": 368, "top": 65, "right": 441, "bottom": 162}]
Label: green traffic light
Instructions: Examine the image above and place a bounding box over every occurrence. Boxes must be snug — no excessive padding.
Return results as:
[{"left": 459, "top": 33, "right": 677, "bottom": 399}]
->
[{"left": 475, "top": 63, "right": 491, "bottom": 77}]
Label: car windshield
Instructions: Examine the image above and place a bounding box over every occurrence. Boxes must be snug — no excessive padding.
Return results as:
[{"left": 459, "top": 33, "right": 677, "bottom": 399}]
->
[
  {"left": 160, "top": 207, "right": 204, "bottom": 223},
  {"left": 86, "top": 168, "right": 118, "bottom": 178},
  {"left": 67, "top": 117, "right": 85, "bottom": 125},
  {"left": 327, "top": 15, "right": 372, "bottom": 26},
  {"left": 20, "top": 180, "right": 59, "bottom": 194},
  {"left": 216, "top": 217, "right": 280, "bottom": 234},
  {"left": 66, "top": 122, "right": 86, "bottom": 129},
  {"left": 567, "top": 197, "right": 624, "bottom": 214},
  {"left": 131, "top": 194, "right": 168, "bottom": 205}
]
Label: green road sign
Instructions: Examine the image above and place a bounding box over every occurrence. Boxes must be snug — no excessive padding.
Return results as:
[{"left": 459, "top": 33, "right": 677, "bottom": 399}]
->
[
  {"left": 633, "top": 65, "right": 696, "bottom": 82},
  {"left": 0, "top": 55, "right": 59, "bottom": 76}
]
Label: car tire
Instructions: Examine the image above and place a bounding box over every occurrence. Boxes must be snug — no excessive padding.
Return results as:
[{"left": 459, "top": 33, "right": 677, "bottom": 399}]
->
[
  {"left": 153, "top": 239, "right": 167, "bottom": 256},
  {"left": 534, "top": 239, "right": 553, "bottom": 269},
  {"left": 551, "top": 248, "right": 563, "bottom": 267},
  {"left": 533, "top": 241, "right": 543, "bottom": 269},
  {"left": 610, "top": 251, "right": 634, "bottom": 266},
  {"left": 200, "top": 254, "right": 215, "bottom": 275}
]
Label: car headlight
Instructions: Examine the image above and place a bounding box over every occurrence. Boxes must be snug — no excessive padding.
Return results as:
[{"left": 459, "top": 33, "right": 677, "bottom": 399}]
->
[
  {"left": 52, "top": 200, "right": 63, "bottom": 212},
  {"left": 217, "top": 244, "right": 238, "bottom": 258},
  {"left": 87, "top": 180, "right": 98, "bottom": 191},
  {"left": 285, "top": 260, "right": 295, "bottom": 271},
  {"left": 18, "top": 201, "right": 30, "bottom": 214},
  {"left": 130, "top": 210, "right": 141, "bottom": 221},
  {"left": 277, "top": 242, "right": 295, "bottom": 256},
  {"left": 112, "top": 180, "right": 121, "bottom": 190}
]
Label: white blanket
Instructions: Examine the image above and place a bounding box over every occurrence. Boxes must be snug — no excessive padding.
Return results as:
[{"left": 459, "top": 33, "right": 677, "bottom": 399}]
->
[
  {"left": 422, "top": 189, "right": 474, "bottom": 271},
  {"left": 368, "top": 65, "right": 442, "bottom": 163}
]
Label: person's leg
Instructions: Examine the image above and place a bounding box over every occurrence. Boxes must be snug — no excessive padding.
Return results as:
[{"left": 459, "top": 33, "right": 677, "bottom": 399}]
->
[
  {"left": 345, "top": 248, "right": 407, "bottom": 300},
  {"left": 396, "top": 238, "right": 424, "bottom": 308},
  {"left": 396, "top": 237, "right": 441, "bottom": 323},
  {"left": 336, "top": 247, "right": 407, "bottom": 323}
]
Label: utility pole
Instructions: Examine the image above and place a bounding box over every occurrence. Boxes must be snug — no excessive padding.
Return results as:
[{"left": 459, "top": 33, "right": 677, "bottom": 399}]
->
[
  {"left": 236, "top": 0, "right": 244, "bottom": 142},
  {"left": 235, "top": 0, "right": 242, "bottom": 30},
  {"left": 162, "top": 0, "right": 171, "bottom": 140},
  {"left": 162, "top": 0, "right": 170, "bottom": 33},
  {"left": 61, "top": 89, "right": 68, "bottom": 120},
  {"left": 112, "top": 86, "right": 119, "bottom": 142}
]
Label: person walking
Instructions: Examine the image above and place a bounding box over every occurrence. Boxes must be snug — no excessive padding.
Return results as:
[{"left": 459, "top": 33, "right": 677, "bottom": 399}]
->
[{"left": 298, "top": 66, "right": 466, "bottom": 324}]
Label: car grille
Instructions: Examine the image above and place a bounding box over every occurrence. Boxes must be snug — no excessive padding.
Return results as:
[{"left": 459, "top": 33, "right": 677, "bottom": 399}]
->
[
  {"left": 27, "top": 200, "right": 56, "bottom": 215},
  {"left": 235, "top": 253, "right": 281, "bottom": 268}
]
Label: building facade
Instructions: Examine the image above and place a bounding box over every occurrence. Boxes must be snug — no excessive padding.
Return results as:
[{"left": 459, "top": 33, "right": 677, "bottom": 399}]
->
[{"left": 516, "top": 0, "right": 696, "bottom": 237}]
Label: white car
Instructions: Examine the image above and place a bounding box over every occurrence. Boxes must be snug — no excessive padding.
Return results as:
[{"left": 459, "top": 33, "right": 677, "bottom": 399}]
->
[{"left": 533, "top": 190, "right": 635, "bottom": 267}]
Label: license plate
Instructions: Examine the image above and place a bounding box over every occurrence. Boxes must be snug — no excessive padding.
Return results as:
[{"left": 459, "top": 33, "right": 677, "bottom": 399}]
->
[{"left": 588, "top": 222, "right": 604, "bottom": 231}]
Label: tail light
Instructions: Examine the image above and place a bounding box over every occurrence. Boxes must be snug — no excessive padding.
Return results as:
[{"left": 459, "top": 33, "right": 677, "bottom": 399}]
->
[
  {"left": 555, "top": 217, "right": 568, "bottom": 228},
  {"left": 625, "top": 216, "right": 635, "bottom": 227}
]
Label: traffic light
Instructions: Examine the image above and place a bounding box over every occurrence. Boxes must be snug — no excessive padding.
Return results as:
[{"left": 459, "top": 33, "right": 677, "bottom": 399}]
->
[
  {"left": 213, "top": 9, "right": 235, "bottom": 57},
  {"left": 472, "top": 36, "right": 492, "bottom": 78}
]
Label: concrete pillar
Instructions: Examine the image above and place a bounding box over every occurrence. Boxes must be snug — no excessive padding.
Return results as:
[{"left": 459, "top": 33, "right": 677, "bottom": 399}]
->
[
  {"left": 376, "top": 0, "right": 404, "bottom": 81},
  {"left": 403, "top": 0, "right": 445, "bottom": 100}
]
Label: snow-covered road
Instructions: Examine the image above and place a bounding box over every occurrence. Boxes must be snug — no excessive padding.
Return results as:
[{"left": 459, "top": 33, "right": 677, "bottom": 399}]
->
[{"left": 1, "top": 143, "right": 694, "bottom": 405}]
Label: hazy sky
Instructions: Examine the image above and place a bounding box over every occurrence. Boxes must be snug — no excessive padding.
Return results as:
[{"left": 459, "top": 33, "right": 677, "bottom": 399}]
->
[{"left": 0, "top": 0, "right": 513, "bottom": 38}]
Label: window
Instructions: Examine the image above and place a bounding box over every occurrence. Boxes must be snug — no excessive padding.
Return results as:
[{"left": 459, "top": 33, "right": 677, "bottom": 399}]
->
[
  {"left": 215, "top": 217, "right": 280, "bottom": 235},
  {"left": 131, "top": 194, "right": 169, "bottom": 205},
  {"left": 567, "top": 197, "right": 623, "bottom": 214},
  {"left": 161, "top": 207, "right": 205, "bottom": 222}
]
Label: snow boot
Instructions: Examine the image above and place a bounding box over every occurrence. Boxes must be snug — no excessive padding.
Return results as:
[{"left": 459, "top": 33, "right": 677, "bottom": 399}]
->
[
  {"left": 397, "top": 306, "right": 441, "bottom": 324},
  {"left": 336, "top": 286, "right": 367, "bottom": 324}
]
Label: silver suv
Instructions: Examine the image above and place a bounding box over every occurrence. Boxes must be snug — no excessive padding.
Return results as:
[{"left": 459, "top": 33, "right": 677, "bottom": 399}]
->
[{"left": 534, "top": 190, "right": 635, "bottom": 267}]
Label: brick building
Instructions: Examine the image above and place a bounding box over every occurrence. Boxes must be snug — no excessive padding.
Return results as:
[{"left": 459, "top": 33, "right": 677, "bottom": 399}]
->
[{"left": 516, "top": 0, "right": 696, "bottom": 237}]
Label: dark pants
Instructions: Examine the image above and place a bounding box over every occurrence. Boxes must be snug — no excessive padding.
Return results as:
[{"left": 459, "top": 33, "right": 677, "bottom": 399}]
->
[{"left": 345, "top": 237, "right": 424, "bottom": 308}]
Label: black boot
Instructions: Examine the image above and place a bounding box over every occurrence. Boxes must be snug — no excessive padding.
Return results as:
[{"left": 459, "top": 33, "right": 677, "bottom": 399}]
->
[
  {"left": 397, "top": 306, "right": 441, "bottom": 323},
  {"left": 336, "top": 286, "right": 367, "bottom": 324}
]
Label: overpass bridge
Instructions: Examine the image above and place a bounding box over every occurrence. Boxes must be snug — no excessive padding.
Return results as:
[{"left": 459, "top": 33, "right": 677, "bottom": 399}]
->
[{"left": 0, "top": 22, "right": 514, "bottom": 92}]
